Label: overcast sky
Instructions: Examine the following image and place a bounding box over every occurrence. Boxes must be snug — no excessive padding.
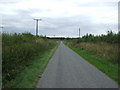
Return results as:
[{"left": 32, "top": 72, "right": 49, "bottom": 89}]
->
[{"left": 0, "top": 0, "right": 119, "bottom": 37}]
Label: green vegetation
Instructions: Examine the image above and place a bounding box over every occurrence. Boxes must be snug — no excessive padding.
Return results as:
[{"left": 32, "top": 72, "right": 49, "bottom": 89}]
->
[
  {"left": 2, "top": 33, "right": 58, "bottom": 88},
  {"left": 65, "top": 31, "right": 119, "bottom": 84},
  {"left": 66, "top": 42, "right": 119, "bottom": 64},
  {"left": 75, "top": 31, "right": 119, "bottom": 44}
]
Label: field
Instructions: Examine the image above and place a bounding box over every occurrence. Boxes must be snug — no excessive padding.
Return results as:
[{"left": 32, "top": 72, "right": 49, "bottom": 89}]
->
[
  {"left": 66, "top": 42, "right": 119, "bottom": 64},
  {"left": 2, "top": 33, "right": 58, "bottom": 88}
]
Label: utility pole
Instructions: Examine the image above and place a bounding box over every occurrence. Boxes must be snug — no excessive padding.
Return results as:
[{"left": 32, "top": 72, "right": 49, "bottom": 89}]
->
[
  {"left": 79, "top": 28, "right": 80, "bottom": 38},
  {"left": 34, "top": 19, "right": 42, "bottom": 36}
]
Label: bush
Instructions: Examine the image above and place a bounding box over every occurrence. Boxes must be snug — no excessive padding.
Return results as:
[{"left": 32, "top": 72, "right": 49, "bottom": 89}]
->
[{"left": 2, "top": 33, "right": 56, "bottom": 85}]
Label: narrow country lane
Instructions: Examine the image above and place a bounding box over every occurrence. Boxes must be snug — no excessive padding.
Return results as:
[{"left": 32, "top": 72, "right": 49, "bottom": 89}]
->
[{"left": 36, "top": 42, "right": 118, "bottom": 88}]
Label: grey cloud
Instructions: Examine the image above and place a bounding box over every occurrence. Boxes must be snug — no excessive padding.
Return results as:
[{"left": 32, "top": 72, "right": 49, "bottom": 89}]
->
[
  {"left": 75, "top": 1, "right": 117, "bottom": 7},
  {"left": 1, "top": 0, "right": 118, "bottom": 37},
  {"left": 3, "top": 12, "right": 117, "bottom": 37}
]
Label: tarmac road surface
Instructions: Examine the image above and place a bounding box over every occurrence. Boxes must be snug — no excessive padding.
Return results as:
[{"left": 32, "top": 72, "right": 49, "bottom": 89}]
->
[{"left": 36, "top": 42, "right": 118, "bottom": 88}]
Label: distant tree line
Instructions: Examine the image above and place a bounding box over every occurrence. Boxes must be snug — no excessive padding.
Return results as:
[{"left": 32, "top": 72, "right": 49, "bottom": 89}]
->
[
  {"left": 47, "top": 37, "right": 66, "bottom": 40},
  {"left": 76, "top": 31, "right": 120, "bottom": 44}
]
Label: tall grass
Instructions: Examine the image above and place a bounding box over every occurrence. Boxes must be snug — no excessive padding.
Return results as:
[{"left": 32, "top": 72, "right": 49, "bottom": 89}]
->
[
  {"left": 67, "top": 41, "right": 119, "bottom": 64},
  {"left": 2, "top": 33, "right": 57, "bottom": 87}
]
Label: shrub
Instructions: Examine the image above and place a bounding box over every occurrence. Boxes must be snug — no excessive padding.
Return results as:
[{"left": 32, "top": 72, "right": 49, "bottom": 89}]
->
[{"left": 2, "top": 33, "right": 56, "bottom": 85}]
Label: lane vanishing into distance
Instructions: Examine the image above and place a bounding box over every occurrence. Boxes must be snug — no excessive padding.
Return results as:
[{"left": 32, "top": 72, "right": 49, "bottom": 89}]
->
[{"left": 36, "top": 42, "right": 118, "bottom": 88}]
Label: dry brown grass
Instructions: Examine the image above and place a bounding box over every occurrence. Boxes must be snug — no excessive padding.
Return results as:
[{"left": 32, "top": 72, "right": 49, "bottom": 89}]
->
[{"left": 69, "top": 42, "right": 119, "bottom": 64}]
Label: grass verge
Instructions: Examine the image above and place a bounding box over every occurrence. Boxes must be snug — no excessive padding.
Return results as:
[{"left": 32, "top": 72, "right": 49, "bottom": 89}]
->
[
  {"left": 4, "top": 43, "right": 59, "bottom": 88},
  {"left": 65, "top": 44, "right": 119, "bottom": 85}
]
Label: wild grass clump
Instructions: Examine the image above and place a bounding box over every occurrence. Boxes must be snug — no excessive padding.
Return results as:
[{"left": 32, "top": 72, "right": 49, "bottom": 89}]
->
[
  {"left": 66, "top": 41, "right": 119, "bottom": 64},
  {"left": 2, "top": 32, "right": 56, "bottom": 86}
]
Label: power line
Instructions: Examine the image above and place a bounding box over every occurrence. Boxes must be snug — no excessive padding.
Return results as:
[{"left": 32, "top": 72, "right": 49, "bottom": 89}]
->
[{"left": 33, "top": 18, "right": 42, "bottom": 36}]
